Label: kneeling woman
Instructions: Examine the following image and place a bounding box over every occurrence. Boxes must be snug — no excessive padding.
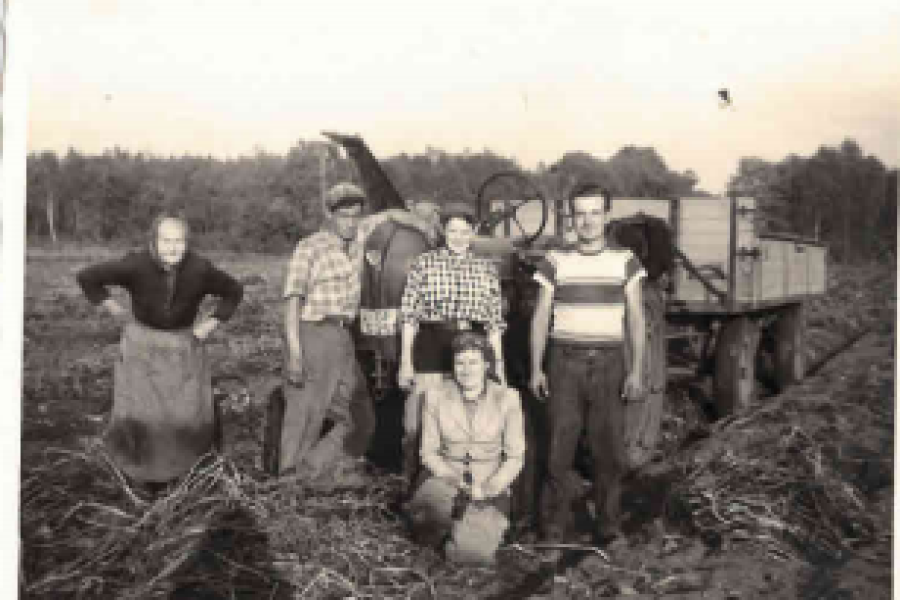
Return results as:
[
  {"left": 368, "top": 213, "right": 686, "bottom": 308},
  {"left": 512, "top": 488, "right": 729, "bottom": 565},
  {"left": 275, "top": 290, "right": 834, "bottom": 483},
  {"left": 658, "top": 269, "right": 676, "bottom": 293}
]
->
[
  {"left": 406, "top": 332, "right": 525, "bottom": 564},
  {"left": 76, "top": 213, "right": 243, "bottom": 485}
]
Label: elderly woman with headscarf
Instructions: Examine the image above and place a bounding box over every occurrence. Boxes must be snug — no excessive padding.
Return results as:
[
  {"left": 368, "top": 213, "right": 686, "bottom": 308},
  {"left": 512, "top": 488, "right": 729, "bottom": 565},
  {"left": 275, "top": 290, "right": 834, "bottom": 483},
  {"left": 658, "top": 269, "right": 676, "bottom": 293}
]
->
[
  {"left": 406, "top": 331, "right": 525, "bottom": 564},
  {"left": 397, "top": 202, "right": 506, "bottom": 487},
  {"left": 76, "top": 213, "right": 243, "bottom": 487}
]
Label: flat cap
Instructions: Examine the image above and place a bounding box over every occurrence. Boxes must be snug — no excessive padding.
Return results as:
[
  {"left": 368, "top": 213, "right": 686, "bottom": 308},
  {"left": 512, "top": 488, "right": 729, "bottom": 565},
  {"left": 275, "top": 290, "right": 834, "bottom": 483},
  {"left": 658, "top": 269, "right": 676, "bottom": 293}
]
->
[{"left": 326, "top": 182, "right": 366, "bottom": 210}]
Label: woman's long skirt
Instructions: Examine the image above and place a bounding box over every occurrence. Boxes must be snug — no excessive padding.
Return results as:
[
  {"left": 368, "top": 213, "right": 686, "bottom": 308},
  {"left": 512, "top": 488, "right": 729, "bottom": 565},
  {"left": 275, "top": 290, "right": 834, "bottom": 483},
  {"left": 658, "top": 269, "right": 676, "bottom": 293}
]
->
[{"left": 104, "top": 322, "right": 214, "bottom": 483}]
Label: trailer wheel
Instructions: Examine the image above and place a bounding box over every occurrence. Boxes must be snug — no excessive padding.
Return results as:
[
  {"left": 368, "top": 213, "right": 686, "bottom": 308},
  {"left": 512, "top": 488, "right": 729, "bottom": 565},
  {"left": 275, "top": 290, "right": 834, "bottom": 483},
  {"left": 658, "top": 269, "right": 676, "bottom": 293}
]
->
[
  {"left": 714, "top": 317, "right": 760, "bottom": 415},
  {"left": 773, "top": 303, "right": 806, "bottom": 391}
]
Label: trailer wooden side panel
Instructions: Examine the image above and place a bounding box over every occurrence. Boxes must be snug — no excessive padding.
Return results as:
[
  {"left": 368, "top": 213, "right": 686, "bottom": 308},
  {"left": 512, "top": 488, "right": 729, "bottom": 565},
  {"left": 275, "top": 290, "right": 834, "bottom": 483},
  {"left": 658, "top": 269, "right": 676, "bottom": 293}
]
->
[
  {"left": 788, "top": 242, "right": 809, "bottom": 296},
  {"left": 734, "top": 197, "right": 759, "bottom": 303},
  {"left": 673, "top": 197, "right": 731, "bottom": 303},
  {"left": 759, "top": 239, "right": 788, "bottom": 301},
  {"left": 755, "top": 236, "right": 827, "bottom": 300},
  {"left": 606, "top": 197, "right": 671, "bottom": 223}
]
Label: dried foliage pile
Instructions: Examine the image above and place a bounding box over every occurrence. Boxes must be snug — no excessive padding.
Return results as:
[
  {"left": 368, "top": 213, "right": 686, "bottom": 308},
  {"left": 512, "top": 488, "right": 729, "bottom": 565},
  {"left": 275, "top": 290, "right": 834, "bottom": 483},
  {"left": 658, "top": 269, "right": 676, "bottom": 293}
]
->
[
  {"left": 21, "top": 436, "right": 534, "bottom": 599},
  {"left": 666, "top": 265, "right": 895, "bottom": 565},
  {"left": 667, "top": 418, "right": 879, "bottom": 563},
  {"left": 805, "top": 265, "right": 896, "bottom": 361}
]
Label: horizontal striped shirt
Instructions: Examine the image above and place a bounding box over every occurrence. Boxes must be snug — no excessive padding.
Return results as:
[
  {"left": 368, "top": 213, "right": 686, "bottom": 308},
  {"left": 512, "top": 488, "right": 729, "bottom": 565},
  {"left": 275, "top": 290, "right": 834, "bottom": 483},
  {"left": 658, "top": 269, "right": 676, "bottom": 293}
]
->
[{"left": 534, "top": 245, "right": 643, "bottom": 345}]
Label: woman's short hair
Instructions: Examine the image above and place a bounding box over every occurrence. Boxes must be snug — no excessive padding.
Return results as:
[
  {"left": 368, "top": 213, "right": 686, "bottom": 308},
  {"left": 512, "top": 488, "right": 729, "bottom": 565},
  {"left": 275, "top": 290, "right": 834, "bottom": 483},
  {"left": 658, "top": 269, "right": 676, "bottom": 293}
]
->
[
  {"left": 451, "top": 331, "right": 496, "bottom": 368},
  {"left": 438, "top": 202, "right": 478, "bottom": 229}
]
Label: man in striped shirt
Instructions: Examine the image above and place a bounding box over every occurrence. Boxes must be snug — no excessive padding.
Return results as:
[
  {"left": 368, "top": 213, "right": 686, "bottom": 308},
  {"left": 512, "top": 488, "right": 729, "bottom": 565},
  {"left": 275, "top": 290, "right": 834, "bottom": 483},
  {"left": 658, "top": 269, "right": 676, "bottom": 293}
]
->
[{"left": 529, "top": 190, "right": 646, "bottom": 548}]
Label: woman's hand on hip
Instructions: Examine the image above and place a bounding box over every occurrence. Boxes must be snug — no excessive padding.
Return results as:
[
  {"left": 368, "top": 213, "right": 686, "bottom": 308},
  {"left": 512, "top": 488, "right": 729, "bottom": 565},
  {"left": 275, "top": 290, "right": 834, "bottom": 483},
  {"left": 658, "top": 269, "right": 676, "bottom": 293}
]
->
[
  {"left": 102, "top": 298, "right": 130, "bottom": 323},
  {"left": 192, "top": 316, "right": 220, "bottom": 342}
]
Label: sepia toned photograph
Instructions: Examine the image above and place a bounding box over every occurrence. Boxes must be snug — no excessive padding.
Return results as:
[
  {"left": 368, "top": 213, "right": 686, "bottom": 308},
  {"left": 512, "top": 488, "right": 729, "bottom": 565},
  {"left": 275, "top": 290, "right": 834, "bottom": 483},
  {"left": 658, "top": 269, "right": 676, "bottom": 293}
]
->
[{"left": 12, "top": 1, "right": 898, "bottom": 598}]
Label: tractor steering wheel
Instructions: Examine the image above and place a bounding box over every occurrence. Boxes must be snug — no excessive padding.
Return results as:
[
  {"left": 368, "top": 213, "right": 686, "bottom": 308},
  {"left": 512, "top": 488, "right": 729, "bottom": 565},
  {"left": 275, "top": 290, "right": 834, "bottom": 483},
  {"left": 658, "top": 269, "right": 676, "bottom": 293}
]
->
[{"left": 476, "top": 171, "right": 550, "bottom": 248}]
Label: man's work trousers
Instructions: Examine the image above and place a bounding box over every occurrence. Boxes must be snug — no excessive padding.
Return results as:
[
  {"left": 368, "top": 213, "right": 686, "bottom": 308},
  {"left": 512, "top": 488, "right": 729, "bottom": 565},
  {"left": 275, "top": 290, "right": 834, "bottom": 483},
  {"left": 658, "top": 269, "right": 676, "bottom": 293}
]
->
[
  {"left": 279, "top": 321, "right": 375, "bottom": 475},
  {"left": 541, "top": 342, "right": 627, "bottom": 540}
]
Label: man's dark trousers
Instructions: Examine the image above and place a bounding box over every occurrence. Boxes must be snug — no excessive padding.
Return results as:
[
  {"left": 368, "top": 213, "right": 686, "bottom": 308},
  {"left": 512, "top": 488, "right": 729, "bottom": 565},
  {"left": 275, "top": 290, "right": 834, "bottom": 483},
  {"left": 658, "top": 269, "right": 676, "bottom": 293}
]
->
[{"left": 541, "top": 342, "right": 626, "bottom": 540}]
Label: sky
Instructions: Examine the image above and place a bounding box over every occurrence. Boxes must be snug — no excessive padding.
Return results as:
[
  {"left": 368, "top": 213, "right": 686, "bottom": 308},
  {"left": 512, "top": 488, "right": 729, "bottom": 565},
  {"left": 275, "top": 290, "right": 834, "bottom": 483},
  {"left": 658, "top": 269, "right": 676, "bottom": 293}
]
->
[{"left": 23, "top": 0, "right": 900, "bottom": 193}]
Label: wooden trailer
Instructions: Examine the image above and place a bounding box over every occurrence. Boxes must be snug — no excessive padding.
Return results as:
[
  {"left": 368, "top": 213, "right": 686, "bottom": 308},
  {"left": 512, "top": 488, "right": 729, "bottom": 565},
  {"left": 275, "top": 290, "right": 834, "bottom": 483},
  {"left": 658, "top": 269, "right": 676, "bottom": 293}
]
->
[{"left": 664, "top": 195, "right": 826, "bottom": 412}]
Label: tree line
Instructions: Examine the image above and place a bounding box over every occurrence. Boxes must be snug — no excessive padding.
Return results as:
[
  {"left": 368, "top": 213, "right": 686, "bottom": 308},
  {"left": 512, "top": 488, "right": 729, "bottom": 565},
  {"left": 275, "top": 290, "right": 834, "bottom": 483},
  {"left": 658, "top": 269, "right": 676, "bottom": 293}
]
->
[
  {"left": 26, "top": 138, "right": 895, "bottom": 261},
  {"left": 727, "top": 140, "right": 896, "bottom": 263}
]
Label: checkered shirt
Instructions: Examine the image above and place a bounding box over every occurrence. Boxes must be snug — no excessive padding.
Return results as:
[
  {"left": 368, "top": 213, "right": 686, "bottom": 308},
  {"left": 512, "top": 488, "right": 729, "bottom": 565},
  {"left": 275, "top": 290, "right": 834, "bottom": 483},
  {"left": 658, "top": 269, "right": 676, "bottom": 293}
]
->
[
  {"left": 400, "top": 248, "right": 505, "bottom": 333},
  {"left": 283, "top": 227, "right": 362, "bottom": 321}
]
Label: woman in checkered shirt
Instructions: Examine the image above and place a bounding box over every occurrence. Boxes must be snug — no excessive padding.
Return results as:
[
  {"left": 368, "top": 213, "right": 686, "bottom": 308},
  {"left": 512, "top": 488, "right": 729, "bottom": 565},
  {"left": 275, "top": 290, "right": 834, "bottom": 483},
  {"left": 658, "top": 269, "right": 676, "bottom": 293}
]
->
[{"left": 397, "top": 203, "right": 506, "bottom": 487}]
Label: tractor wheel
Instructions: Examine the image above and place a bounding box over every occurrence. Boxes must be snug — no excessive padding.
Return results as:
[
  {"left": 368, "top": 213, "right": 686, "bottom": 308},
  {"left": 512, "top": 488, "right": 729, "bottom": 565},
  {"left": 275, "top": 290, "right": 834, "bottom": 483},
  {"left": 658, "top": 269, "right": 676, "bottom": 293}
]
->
[
  {"left": 713, "top": 317, "right": 760, "bottom": 416},
  {"left": 773, "top": 304, "right": 806, "bottom": 391},
  {"left": 509, "top": 389, "right": 543, "bottom": 532},
  {"left": 262, "top": 385, "right": 285, "bottom": 476},
  {"left": 475, "top": 171, "right": 549, "bottom": 247},
  {"left": 623, "top": 283, "right": 667, "bottom": 470}
]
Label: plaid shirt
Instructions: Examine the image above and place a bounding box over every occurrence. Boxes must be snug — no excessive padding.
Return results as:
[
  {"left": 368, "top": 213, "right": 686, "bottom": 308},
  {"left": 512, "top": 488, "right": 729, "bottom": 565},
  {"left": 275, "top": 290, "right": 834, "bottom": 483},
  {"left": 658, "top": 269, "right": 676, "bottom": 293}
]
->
[
  {"left": 400, "top": 248, "right": 505, "bottom": 333},
  {"left": 283, "top": 225, "right": 362, "bottom": 321}
]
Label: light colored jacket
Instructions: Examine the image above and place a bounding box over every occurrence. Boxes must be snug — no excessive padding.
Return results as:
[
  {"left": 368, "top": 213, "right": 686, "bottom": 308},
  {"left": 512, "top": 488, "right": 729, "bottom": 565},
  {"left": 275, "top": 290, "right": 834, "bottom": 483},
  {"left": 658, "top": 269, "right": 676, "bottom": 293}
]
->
[{"left": 420, "top": 378, "right": 525, "bottom": 495}]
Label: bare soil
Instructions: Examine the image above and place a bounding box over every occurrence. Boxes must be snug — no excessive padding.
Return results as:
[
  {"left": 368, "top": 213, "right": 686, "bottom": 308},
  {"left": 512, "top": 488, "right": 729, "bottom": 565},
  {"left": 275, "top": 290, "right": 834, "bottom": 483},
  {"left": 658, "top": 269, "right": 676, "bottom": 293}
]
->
[{"left": 20, "top": 248, "right": 895, "bottom": 598}]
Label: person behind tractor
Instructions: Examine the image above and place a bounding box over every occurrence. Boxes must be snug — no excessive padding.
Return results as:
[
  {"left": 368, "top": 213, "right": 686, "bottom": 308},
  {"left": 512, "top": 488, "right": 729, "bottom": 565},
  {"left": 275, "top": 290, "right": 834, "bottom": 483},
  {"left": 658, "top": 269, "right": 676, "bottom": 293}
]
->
[
  {"left": 397, "top": 202, "right": 507, "bottom": 490},
  {"left": 75, "top": 212, "right": 244, "bottom": 490},
  {"left": 529, "top": 189, "right": 647, "bottom": 550},
  {"left": 405, "top": 331, "right": 524, "bottom": 564},
  {"left": 281, "top": 182, "right": 437, "bottom": 481},
  {"left": 409, "top": 199, "right": 441, "bottom": 229}
]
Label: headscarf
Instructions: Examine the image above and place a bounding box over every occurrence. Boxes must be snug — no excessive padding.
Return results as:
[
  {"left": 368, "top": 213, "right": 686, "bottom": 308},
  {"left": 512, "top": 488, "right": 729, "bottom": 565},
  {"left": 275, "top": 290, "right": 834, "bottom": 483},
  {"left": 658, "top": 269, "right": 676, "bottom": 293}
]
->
[{"left": 147, "top": 213, "right": 190, "bottom": 270}]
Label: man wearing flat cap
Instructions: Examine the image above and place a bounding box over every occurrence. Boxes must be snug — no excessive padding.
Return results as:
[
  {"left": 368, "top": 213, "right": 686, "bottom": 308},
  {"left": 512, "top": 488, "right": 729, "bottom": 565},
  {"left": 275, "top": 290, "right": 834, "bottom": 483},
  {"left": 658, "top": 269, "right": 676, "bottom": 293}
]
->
[{"left": 280, "top": 182, "right": 437, "bottom": 480}]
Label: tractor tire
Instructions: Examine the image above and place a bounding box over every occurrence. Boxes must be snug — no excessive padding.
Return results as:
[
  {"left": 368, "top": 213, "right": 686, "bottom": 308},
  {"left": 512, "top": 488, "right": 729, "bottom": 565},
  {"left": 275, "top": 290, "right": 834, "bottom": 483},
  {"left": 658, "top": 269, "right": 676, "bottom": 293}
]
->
[
  {"left": 773, "top": 303, "right": 807, "bottom": 391},
  {"left": 262, "top": 385, "right": 285, "bottom": 476},
  {"left": 713, "top": 317, "right": 760, "bottom": 416},
  {"left": 623, "top": 282, "right": 667, "bottom": 470},
  {"left": 212, "top": 392, "right": 224, "bottom": 453},
  {"left": 509, "top": 389, "right": 543, "bottom": 532}
]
